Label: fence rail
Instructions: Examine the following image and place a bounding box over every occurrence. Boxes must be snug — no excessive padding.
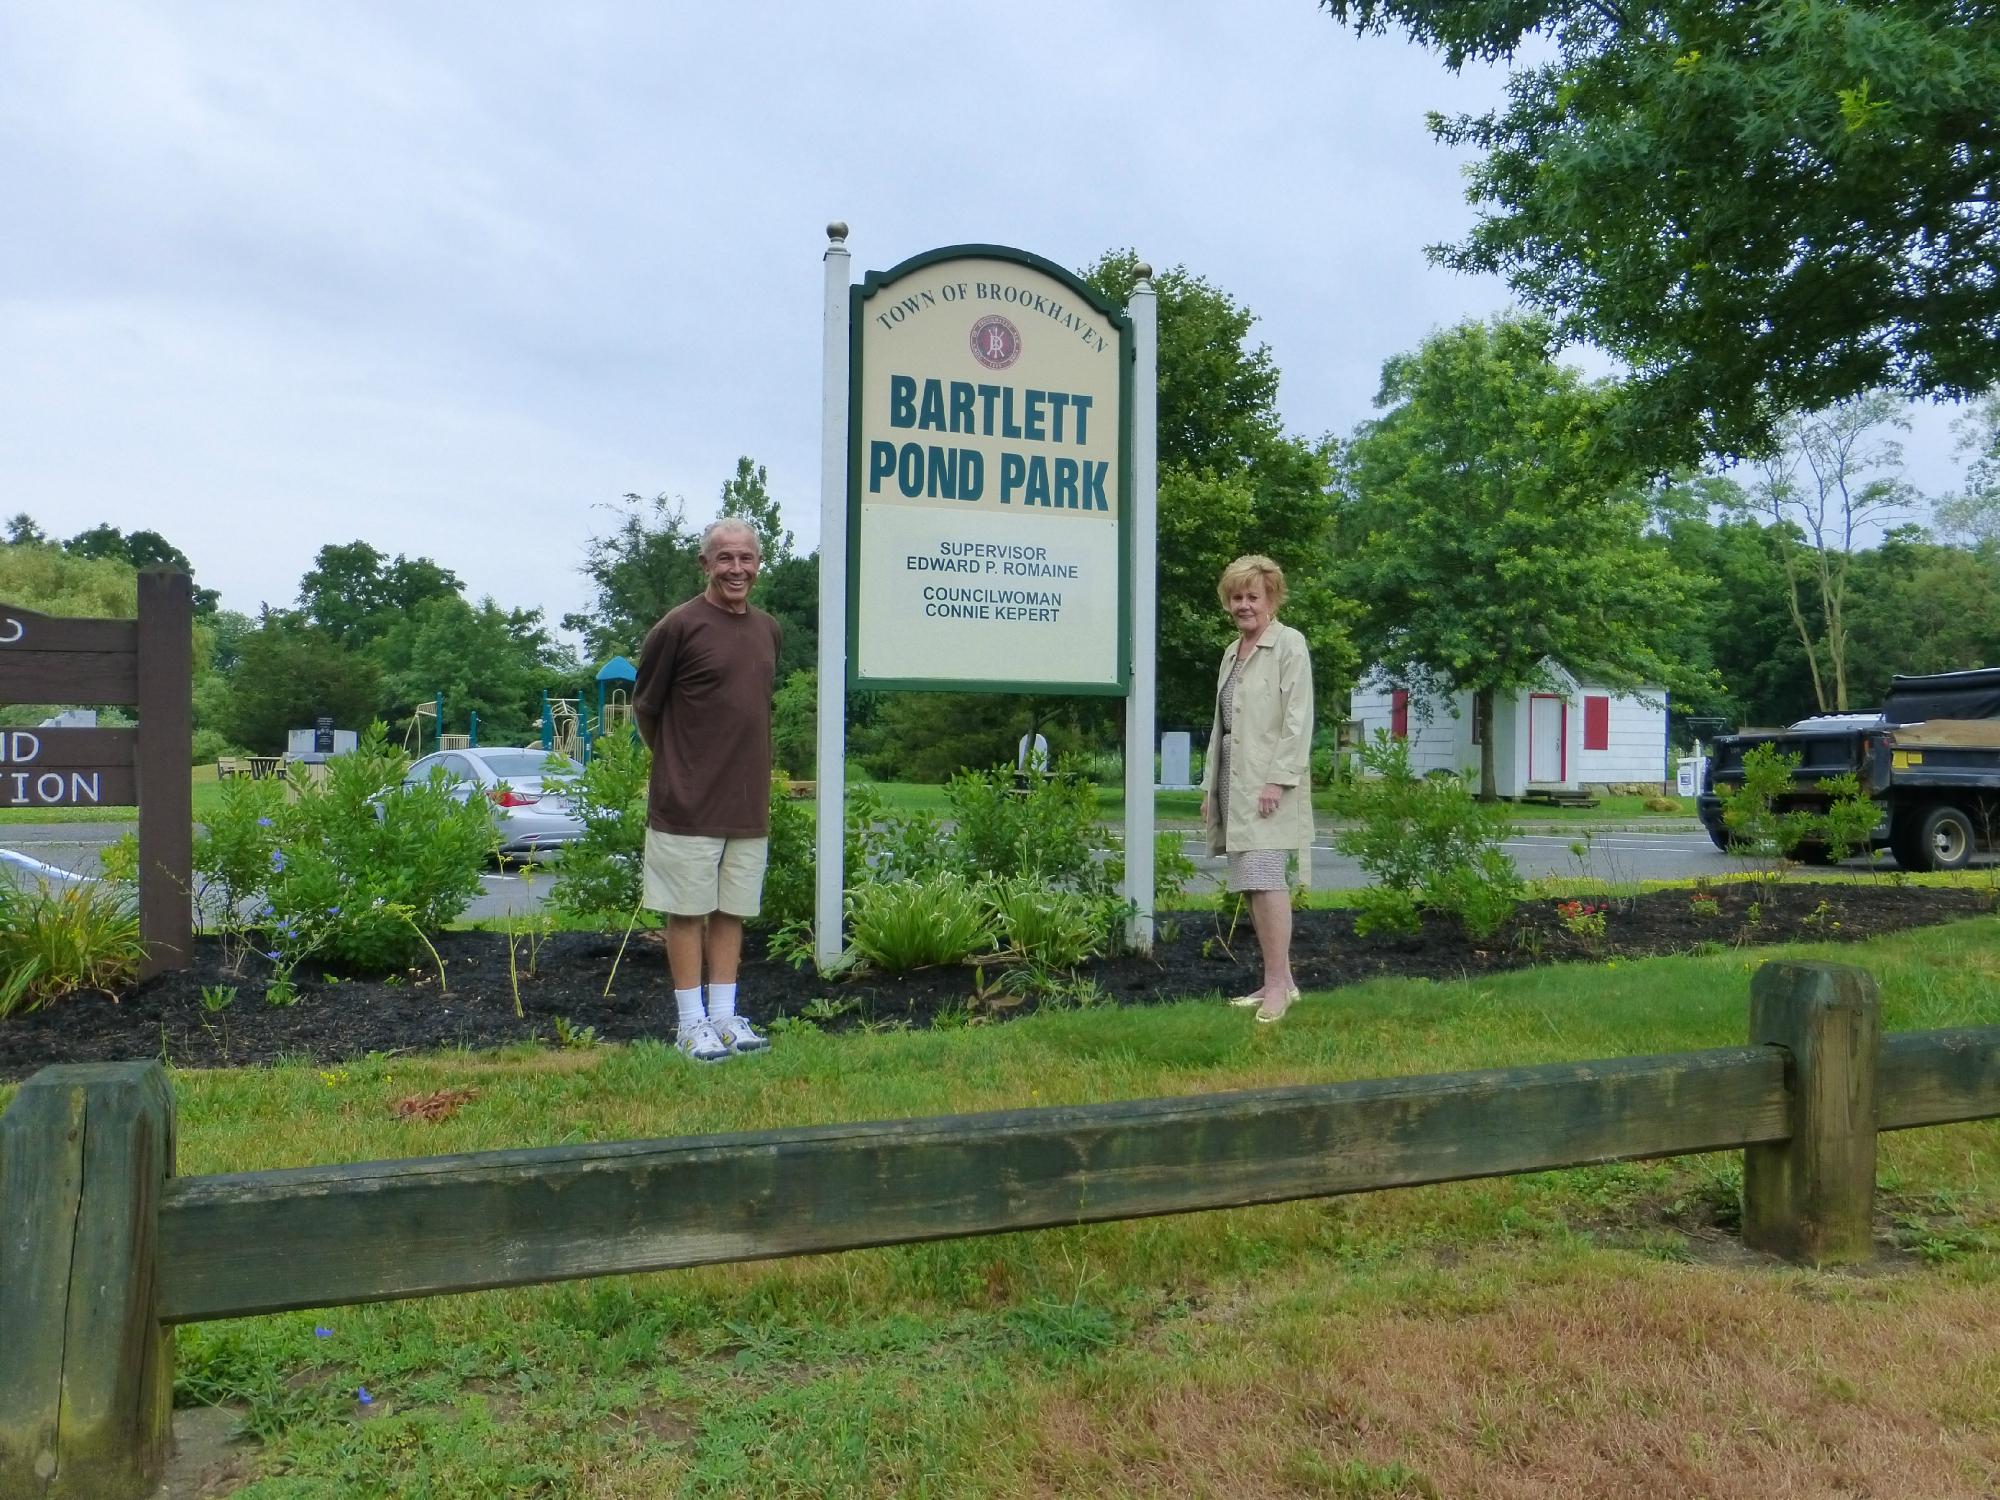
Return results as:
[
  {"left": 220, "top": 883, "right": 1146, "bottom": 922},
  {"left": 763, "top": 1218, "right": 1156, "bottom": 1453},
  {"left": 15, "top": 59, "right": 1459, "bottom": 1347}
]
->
[{"left": 3, "top": 960, "right": 1998, "bottom": 1499}]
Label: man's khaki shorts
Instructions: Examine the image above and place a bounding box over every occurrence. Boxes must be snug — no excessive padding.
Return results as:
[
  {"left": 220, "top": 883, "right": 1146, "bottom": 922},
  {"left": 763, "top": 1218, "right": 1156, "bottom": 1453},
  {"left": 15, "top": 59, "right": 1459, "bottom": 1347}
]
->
[{"left": 642, "top": 830, "right": 768, "bottom": 918}]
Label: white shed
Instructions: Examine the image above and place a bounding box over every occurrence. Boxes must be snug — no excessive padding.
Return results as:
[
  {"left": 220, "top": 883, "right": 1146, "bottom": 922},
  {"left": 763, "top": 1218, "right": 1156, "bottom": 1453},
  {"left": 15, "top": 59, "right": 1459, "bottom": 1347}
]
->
[{"left": 1350, "top": 663, "right": 1669, "bottom": 796}]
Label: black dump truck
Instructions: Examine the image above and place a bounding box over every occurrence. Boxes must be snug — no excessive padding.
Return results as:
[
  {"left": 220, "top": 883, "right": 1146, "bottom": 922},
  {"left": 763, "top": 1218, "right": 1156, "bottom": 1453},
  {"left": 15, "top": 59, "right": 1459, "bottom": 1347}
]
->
[{"left": 1698, "top": 668, "right": 2000, "bottom": 871}]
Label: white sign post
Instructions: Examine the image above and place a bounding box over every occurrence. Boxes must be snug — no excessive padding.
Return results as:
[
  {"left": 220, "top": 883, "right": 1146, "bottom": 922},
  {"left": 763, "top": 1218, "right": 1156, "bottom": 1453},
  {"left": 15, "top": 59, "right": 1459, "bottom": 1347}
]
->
[
  {"left": 815, "top": 224, "right": 853, "bottom": 969},
  {"left": 815, "top": 233, "right": 1157, "bottom": 964}
]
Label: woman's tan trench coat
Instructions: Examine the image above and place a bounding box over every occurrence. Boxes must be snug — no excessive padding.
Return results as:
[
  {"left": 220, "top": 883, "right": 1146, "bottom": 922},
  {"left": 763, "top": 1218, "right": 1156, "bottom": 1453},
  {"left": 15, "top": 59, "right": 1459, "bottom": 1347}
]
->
[{"left": 1199, "top": 620, "right": 1314, "bottom": 880}]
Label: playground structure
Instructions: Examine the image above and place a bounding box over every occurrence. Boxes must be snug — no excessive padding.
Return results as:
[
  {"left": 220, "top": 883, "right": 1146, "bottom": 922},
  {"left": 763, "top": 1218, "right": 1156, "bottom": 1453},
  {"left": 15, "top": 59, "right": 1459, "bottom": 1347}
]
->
[
  {"left": 534, "top": 657, "right": 642, "bottom": 763},
  {"left": 401, "top": 693, "right": 483, "bottom": 757},
  {"left": 395, "top": 660, "right": 641, "bottom": 765}
]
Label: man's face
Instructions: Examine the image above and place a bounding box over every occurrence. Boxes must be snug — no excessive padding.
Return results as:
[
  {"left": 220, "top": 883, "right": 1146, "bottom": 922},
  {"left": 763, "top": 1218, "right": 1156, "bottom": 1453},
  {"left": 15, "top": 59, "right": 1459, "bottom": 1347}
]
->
[{"left": 701, "top": 529, "right": 760, "bottom": 611}]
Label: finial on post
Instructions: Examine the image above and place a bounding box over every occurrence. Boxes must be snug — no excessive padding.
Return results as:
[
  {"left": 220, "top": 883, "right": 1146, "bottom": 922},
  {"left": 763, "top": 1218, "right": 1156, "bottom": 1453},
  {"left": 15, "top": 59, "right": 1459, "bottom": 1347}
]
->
[
  {"left": 826, "top": 221, "right": 849, "bottom": 245},
  {"left": 1134, "top": 260, "right": 1153, "bottom": 283}
]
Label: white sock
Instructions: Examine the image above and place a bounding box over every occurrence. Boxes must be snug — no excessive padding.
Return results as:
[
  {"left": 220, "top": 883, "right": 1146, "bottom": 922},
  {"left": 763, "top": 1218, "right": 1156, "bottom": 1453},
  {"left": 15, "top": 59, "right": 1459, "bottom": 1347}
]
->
[
  {"left": 707, "top": 982, "right": 737, "bottom": 1020},
  {"left": 674, "top": 987, "right": 705, "bottom": 1030}
]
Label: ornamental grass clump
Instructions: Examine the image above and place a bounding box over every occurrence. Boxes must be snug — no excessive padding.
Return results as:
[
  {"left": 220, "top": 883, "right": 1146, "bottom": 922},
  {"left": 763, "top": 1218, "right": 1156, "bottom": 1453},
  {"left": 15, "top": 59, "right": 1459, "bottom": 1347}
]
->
[
  {"left": 0, "top": 877, "right": 145, "bottom": 1016},
  {"left": 986, "top": 875, "right": 1109, "bottom": 969},
  {"left": 846, "top": 873, "right": 995, "bottom": 972}
]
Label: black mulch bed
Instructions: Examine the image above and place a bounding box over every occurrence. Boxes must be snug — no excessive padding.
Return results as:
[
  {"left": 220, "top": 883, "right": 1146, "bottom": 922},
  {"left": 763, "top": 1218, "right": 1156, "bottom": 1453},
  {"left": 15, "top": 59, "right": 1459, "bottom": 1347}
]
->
[{"left": 3, "top": 883, "right": 1993, "bottom": 1081}]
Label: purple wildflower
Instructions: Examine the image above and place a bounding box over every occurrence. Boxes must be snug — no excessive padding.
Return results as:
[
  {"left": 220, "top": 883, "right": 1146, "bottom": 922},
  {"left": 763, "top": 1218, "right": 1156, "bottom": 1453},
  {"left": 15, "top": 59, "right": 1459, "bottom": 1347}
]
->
[
  {"left": 314, "top": 1326, "right": 333, "bottom": 1339},
  {"left": 257, "top": 817, "right": 273, "bottom": 827},
  {"left": 356, "top": 1386, "right": 374, "bottom": 1406}
]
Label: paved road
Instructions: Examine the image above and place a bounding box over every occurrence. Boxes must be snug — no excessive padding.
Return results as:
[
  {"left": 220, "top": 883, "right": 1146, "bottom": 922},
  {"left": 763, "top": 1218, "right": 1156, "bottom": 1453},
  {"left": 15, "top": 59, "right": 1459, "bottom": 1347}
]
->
[{"left": 4, "top": 819, "right": 1794, "bottom": 922}]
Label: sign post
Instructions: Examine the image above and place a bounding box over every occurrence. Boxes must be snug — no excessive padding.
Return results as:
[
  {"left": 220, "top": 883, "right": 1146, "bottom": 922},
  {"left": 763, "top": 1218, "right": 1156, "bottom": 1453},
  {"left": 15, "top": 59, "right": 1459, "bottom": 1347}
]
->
[
  {"left": 816, "top": 234, "right": 1158, "bottom": 963},
  {"left": 0, "top": 567, "right": 193, "bottom": 978}
]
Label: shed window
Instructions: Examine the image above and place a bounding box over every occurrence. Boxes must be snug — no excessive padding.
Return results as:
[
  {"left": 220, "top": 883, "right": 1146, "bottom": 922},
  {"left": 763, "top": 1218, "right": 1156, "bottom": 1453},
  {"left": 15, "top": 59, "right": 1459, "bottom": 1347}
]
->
[
  {"left": 1391, "top": 689, "right": 1409, "bottom": 740},
  {"left": 1583, "top": 695, "right": 1610, "bottom": 751}
]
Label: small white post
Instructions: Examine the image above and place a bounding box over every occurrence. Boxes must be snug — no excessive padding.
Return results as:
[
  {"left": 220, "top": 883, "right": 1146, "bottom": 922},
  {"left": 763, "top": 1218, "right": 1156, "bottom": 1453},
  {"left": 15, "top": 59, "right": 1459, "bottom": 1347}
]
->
[
  {"left": 815, "top": 223, "right": 852, "bottom": 969},
  {"left": 1123, "top": 265, "right": 1158, "bottom": 954}
]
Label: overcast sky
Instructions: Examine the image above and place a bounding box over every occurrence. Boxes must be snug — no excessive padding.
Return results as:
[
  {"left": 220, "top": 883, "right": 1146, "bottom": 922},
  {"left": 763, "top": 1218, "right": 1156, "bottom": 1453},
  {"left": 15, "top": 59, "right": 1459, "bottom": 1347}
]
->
[{"left": 0, "top": 2, "right": 1973, "bottom": 640}]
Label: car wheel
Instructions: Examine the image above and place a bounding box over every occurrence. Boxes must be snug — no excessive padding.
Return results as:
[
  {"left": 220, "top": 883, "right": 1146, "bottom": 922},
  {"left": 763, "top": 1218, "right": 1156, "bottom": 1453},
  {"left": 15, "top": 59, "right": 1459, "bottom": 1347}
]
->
[{"left": 1704, "top": 824, "right": 1735, "bottom": 854}]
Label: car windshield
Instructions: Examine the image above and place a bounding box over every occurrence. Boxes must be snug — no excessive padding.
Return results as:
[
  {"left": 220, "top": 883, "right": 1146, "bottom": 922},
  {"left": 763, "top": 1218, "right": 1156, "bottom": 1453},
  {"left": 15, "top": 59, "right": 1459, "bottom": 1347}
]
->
[{"left": 478, "top": 752, "right": 570, "bottom": 779}]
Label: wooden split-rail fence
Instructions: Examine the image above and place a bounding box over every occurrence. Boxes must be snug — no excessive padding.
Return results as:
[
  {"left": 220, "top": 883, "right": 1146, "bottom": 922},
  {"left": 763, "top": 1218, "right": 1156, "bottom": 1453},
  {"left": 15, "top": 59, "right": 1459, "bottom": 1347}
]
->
[{"left": 2, "top": 959, "right": 1997, "bottom": 1498}]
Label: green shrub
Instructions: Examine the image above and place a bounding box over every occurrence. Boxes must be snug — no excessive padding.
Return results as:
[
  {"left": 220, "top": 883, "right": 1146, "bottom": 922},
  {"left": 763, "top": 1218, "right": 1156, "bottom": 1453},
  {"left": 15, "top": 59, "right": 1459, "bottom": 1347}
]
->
[
  {"left": 1818, "top": 771, "right": 1880, "bottom": 862},
  {"left": 1717, "top": 742, "right": 1814, "bottom": 865},
  {"left": 546, "top": 732, "right": 651, "bottom": 926},
  {"left": 194, "top": 724, "right": 493, "bottom": 971},
  {"left": 846, "top": 873, "right": 995, "bottom": 972},
  {"left": 945, "top": 762, "right": 1107, "bottom": 892},
  {"left": 1336, "top": 732, "right": 1524, "bottom": 936},
  {"left": 762, "top": 777, "right": 815, "bottom": 929},
  {"left": 0, "top": 877, "right": 145, "bottom": 1015}
]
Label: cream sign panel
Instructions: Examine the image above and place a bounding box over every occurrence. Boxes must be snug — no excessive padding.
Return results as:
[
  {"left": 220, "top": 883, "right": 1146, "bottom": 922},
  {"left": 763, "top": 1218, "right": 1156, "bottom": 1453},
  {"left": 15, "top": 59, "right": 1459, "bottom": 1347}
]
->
[{"left": 853, "top": 250, "right": 1126, "bottom": 691}]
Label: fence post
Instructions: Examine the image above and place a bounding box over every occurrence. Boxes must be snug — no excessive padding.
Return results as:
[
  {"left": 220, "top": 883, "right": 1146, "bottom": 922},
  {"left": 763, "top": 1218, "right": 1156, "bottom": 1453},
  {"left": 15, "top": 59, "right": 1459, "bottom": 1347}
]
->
[
  {"left": 0, "top": 1063, "right": 176, "bottom": 1499},
  {"left": 1742, "top": 960, "right": 1881, "bottom": 1265}
]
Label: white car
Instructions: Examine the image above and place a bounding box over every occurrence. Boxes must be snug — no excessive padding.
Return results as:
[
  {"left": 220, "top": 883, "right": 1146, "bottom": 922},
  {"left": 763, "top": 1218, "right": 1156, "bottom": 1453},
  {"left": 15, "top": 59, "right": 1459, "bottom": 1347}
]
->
[{"left": 403, "top": 748, "right": 586, "bottom": 859}]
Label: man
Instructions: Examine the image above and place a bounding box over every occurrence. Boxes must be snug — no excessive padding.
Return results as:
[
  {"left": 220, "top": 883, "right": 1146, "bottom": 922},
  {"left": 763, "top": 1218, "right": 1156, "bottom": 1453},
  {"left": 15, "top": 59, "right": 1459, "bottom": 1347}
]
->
[{"left": 631, "top": 518, "right": 781, "bottom": 1062}]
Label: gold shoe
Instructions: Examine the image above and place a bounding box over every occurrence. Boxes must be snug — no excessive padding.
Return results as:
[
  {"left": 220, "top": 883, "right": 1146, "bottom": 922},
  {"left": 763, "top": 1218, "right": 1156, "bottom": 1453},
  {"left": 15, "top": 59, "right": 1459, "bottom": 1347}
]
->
[
  {"left": 1230, "top": 986, "right": 1300, "bottom": 1009},
  {"left": 1255, "top": 993, "right": 1295, "bottom": 1024}
]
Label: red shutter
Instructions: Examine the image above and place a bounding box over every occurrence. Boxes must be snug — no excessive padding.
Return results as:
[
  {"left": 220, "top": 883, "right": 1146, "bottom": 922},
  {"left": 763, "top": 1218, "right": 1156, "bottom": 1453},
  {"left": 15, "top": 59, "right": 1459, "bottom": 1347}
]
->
[
  {"left": 1583, "top": 695, "right": 1610, "bottom": 751},
  {"left": 1391, "top": 689, "right": 1409, "bottom": 740}
]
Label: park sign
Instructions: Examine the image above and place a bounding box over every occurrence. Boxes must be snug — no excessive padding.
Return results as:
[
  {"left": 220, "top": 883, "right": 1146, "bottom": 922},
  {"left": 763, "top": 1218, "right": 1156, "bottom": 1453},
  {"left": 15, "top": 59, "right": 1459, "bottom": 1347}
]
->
[
  {"left": 0, "top": 570, "right": 193, "bottom": 977},
  {"left": 848, "top": 244, "right": 1130, "bottom": 693}
]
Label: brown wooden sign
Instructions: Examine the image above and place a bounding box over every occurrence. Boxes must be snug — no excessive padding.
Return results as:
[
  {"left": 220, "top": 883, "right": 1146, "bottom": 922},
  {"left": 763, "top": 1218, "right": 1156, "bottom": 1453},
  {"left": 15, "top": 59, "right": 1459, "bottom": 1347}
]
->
[
  {"left": 0, "top": 570, "right": 192, "bottom": 977},
  {"left": 0, "top": 727, "right": 140, "bottom": 808}
]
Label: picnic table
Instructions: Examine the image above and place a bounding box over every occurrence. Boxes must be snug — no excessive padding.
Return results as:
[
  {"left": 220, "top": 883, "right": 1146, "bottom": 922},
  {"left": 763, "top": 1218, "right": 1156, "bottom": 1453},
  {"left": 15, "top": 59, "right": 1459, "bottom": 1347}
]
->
[{"left": 245, "top": 756, "right": 287, "bottom": 781}]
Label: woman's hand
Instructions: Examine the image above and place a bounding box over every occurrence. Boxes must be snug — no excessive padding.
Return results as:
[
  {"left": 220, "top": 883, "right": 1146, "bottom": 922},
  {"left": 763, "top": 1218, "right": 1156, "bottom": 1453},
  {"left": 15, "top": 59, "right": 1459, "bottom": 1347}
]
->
[
  {"left": 1200, "top": 792, "right": 1212, "bottom": 825},
  {"left": 1257, "top": 782, "right": 1283, "bottom": 817}
]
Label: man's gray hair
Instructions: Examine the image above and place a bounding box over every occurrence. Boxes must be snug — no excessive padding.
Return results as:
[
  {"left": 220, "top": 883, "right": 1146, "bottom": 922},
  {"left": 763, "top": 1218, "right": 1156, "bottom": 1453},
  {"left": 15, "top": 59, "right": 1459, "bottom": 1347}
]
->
[{"left": 700, "top": 517, "right": 761, "bottom": 560}]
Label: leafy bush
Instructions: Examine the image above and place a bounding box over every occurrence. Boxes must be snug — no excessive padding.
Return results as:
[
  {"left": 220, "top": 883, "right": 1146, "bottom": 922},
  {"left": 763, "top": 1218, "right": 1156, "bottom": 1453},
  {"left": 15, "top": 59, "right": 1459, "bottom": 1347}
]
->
[
  {"left": 762, "top": 777, "right": 816, "bottom": 929},
  {"left": 1818, "top": 771, "right": 1880, "bottom": 863},
  {"left": 945, "top": 762, "right": 1107, "bottom": 892},
  {"left": 846, "top": 873, "right": 995, "bottom": 972},
  {"left": 0, "top": 877, "right": 145, "bottom": 1015},
  {"left": 986, "top": 876, "right": 1108, "bottom": 968},
  {"left": 194, "top": 724, "right": 493, "bottom": 970},
  {"left": 1335, "top": 731, "right": 1525, "bottom": 936},
  {"left": 1717, "top": 743, "right": 1815, "bottom": 865},
  {"left": 546, "top": 732, "right": 651, "bottom": 925}
]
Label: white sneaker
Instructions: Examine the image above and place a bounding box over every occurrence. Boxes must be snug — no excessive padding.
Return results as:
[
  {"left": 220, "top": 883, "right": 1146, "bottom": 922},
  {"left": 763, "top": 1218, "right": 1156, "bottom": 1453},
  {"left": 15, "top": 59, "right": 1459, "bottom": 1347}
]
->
[
  {"left": 713, "top": 1015, "right": 769, "bottom": 1054},
  {"left": 676, "top": 1018, "right": 730, "bottom": 1063}
]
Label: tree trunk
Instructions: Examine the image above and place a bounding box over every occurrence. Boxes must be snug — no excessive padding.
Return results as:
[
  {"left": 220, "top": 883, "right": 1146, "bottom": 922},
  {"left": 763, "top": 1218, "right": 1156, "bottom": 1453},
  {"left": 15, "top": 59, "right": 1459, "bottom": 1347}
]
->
[
  {"left": 1778, "top": 547, "right": 1831, "bottom": 713},
  {"left": 1477, "top": 689, "right": 1497, "bottom": 802}
]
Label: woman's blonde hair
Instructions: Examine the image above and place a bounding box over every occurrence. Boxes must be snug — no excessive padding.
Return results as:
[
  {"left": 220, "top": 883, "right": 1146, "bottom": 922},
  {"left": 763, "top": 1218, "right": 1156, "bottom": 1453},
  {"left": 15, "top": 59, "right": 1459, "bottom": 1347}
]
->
[{"left": 1216, "top": 554, "right": 1286, "bottom": 611}]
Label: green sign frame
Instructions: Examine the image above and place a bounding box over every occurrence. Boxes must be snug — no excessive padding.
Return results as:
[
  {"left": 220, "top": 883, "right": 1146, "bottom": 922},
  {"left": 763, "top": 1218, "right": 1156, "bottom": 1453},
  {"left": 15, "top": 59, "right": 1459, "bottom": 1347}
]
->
[{"left": 846, "top": 243, "right": 1133, "bottom": 697}]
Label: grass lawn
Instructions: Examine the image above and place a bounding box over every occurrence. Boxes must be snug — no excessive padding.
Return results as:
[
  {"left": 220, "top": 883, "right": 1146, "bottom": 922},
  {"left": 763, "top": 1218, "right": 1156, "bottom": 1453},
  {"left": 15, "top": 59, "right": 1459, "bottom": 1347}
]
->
[
  {"left": 12, "top": 921, "right": 1995, "bottom": 1496},
  {"left": 0, "top": 769, "right": 228, "bottom": 825}
]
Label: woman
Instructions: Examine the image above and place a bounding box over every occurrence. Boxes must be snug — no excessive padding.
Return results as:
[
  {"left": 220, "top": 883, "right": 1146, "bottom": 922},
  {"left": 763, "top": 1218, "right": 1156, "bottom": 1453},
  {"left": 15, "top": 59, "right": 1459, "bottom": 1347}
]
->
[{"left": 1199, "top": 554, "right": 1314, "bottom": 1023}]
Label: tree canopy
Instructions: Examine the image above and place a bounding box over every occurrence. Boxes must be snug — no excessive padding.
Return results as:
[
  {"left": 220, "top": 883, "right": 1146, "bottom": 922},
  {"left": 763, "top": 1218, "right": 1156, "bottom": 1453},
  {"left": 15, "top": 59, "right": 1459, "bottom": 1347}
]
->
[
  {"left": 1320, "top": 0, "right": 2000, "bottom": 463},
  {"left": 1334, "top": 314, "right": 1708, "bottom": 795},
  {"left": 1084, "top": 250, "right": 1355, "bottom": 729}
]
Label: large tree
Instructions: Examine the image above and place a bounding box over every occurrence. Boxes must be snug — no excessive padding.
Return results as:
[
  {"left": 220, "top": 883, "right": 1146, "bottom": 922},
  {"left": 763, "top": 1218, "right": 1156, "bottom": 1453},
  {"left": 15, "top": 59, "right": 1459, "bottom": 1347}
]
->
[
  {"left": 1083, "top": 250, "right": 1355, "bottom": 730},
  {"left": 220, "top": 621, "right": 381, "bottom": 753},
  {"left": 63, "top": 522, "right": 220, "bottom": 611},
  {"left": 296, "top": 542, "right": 462, "bottom": 647},
  {"left": 1748, "top": 393, "right": 1918, "bottom": 711},
  {"left": 1320, "top": 0, "right": 2000, "bottom": 463},
  {"left": 1335, "top": 315, "right": 1708, "bottom": 797},
  {"left": 1844, "top": 531, "right": 2000, "bottom": 707},
  {"left": 373, "top": 595, "right": 573, "bottom": 743}
]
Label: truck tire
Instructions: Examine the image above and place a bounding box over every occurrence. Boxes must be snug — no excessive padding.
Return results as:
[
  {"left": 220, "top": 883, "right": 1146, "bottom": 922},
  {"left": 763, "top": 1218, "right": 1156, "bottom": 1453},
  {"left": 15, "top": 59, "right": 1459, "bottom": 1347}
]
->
[
  {"left": 1705, "top": 824, "right": 1734, "bottom": 854},
  {"left": 1892, "top": 805, "right": 1976, "bottom": 872}
]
